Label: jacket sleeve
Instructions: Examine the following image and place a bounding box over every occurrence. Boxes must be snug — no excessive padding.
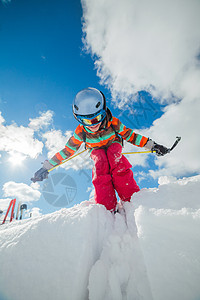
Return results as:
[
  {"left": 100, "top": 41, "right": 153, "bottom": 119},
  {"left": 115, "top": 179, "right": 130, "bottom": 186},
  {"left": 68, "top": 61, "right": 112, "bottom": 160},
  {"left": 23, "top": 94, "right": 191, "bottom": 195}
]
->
[
  {"left": 48, "top": 125, "right": 84, "bottom": 167},
  {"left": 112, "top": 117, "right": 148, "bottom": 147}
]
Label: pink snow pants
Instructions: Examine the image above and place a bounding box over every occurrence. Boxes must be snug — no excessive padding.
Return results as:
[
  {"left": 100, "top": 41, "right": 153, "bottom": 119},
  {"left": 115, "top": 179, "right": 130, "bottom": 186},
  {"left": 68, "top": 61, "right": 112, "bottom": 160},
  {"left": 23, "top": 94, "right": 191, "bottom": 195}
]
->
[{"left": 91, "top": 143, "right": 140, "bottom": 211}]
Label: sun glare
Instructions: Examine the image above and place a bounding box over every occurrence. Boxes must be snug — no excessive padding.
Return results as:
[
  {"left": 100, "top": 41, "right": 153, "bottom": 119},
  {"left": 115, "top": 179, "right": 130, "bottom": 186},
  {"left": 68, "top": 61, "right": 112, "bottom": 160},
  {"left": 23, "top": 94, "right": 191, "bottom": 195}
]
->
[{"left": 8, "top": 153, "right": 26, "bottom": 166}]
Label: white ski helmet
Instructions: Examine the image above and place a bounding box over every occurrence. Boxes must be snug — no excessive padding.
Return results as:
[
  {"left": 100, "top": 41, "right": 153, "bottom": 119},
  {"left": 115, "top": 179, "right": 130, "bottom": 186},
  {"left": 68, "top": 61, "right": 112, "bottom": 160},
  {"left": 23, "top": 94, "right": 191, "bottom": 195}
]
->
[{"left": 73, "top": 87, "right": 107, "bottom": 126}]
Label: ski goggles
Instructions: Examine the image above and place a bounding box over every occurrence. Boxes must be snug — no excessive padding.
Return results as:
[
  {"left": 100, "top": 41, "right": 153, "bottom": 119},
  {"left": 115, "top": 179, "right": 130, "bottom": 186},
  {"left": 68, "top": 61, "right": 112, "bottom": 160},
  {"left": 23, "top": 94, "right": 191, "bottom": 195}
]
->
[{"left": 75, "top": 109, "right": 106, "bottom": 126}]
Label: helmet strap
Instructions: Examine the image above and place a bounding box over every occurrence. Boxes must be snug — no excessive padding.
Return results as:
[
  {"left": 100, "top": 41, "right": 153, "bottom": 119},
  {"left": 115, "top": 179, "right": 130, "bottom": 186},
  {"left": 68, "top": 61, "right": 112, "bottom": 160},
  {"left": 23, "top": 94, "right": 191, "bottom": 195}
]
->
[{"left": 100, "top": 91, "right": 106, "bottom": 110}]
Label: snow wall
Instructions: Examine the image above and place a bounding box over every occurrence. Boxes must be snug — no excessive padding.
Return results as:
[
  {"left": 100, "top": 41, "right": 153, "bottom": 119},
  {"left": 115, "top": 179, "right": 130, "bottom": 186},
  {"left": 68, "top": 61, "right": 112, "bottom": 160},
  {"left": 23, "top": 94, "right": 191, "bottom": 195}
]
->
[{"left": 0, "top": 175, "right": 200, "bottom": 300}]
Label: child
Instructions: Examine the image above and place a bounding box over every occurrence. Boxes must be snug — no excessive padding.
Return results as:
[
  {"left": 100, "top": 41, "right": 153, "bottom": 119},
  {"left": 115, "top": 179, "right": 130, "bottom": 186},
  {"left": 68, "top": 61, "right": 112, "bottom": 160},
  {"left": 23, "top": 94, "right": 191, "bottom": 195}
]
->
[{"left": 31, "top": 87, "right": 169, "bottom": 212}]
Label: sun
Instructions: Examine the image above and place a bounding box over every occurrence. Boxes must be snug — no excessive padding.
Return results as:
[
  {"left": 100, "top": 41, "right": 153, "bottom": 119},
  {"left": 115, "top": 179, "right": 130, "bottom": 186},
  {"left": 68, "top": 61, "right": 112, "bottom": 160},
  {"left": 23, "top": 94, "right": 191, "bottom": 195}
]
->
[{"left": 8, "top": 152, "right": 26, "bottom": 166}]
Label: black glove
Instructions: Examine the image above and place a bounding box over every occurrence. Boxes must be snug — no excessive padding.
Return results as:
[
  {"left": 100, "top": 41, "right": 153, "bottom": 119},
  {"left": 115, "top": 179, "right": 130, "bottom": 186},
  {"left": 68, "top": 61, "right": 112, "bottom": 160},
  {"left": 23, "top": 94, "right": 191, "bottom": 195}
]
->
[
  {"left": 31, "top": 160, "right": 53, "bottom": 183},
  {"left": 31, "top": 167, "right": 49, "bottom": 183},
  {"left": 152, "top": 143, "right": 170, "bottom": 156}
]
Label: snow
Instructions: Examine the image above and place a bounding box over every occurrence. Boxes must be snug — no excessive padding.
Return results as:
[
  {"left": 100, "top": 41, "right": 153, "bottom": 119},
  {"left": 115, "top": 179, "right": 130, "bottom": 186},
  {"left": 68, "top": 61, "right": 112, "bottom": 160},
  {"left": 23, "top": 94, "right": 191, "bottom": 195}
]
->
[{"left": 0, "top": 175, "right": 200, "bottom": 300}]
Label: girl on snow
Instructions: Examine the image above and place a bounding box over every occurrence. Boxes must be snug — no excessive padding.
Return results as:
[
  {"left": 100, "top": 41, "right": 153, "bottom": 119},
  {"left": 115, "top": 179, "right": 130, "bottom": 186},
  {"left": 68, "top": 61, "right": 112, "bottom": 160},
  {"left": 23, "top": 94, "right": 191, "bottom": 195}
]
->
[{"left": 32, "top": 88, "right": 169, "bottom": 212}]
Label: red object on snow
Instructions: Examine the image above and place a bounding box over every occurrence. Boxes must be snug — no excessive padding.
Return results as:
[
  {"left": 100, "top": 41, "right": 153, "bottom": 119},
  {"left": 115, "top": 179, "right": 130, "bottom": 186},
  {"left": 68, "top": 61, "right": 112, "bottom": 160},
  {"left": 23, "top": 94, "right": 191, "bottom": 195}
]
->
[
  {"left": 91, "top": 143, "right": 140, "bottom": 211},
  {"left": 2, "top": 199, "right": 16, "bottom": 225}
]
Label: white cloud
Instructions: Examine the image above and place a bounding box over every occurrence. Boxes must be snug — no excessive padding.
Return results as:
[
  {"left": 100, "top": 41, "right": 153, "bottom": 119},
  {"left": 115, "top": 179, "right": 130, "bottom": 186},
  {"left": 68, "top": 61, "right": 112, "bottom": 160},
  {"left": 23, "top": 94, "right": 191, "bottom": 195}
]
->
[
  {"left": 82, "top": 0, "right": 200, "bottom": 102},
  {"left": 31, "top": 207, "right": 42, "bottom": 217},
  {"left": 3, "top": 181, "right": 41, "bottom": 203},
  {"left": 25, "top": 207, "right": 42, "bottom": 218},
  {"left": 43, "top": 129, "right": 73, "bottom": 159},
  {"left": 30, "top": 181, "right": 40, "bottom": 190},
  {"left": 0, "top": 111, "right": 43, "bottom": 159},
  {"left": 0, "top": 112, "right": 5, "bottom": 124},
  {"left": 0, "top": 198, "right": 12, "bottom": 212},
  {"left": 29, "top": 110, "right": 54, "bottom": 131},
  {"left": 81, "top": 0, "right": 200, "bottom": 177},
  {"left": 143, "top": 95, "right": 200, "bottom": 178}
]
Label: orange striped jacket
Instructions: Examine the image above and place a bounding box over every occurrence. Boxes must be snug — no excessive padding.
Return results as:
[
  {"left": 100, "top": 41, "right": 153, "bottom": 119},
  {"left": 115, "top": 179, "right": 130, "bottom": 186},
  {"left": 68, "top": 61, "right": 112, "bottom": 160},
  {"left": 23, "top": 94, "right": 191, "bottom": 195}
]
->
[{"left": 49, "top": 109, "right": 148, "bottom": 167}]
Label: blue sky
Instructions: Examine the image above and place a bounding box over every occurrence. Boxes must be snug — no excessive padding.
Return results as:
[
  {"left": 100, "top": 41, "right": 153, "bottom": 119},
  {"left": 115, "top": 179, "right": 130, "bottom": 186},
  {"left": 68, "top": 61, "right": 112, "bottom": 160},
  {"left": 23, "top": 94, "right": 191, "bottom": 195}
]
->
[{"left": 0, "top": 0, "right": 199, "bottom": 217}]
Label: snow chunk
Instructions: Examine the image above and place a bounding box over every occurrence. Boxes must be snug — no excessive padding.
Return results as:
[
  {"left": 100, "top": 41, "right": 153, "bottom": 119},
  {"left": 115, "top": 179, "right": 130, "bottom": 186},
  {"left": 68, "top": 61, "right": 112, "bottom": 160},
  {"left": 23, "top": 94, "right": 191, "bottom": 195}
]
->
[
  {"left": 0, "top": 175, "right": 200, "bottom": 300},
  {"left": 158, "top": 175, "right": 177, "bottom": 185}
]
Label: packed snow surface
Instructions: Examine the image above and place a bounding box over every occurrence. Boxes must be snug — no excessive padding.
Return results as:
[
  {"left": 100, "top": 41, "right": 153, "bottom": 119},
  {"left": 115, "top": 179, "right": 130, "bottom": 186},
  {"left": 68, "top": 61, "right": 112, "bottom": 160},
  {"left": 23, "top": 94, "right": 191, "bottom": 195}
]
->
[{"left": 0, "top": 175, "right": 200, "bottom": 300}]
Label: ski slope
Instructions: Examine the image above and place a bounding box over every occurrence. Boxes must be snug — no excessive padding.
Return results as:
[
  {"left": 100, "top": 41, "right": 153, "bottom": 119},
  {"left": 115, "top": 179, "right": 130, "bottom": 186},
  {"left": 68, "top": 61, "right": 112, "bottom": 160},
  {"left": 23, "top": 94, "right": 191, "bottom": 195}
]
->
[{"left": 0, "top": 175, "right": 200, "bottom": 300}]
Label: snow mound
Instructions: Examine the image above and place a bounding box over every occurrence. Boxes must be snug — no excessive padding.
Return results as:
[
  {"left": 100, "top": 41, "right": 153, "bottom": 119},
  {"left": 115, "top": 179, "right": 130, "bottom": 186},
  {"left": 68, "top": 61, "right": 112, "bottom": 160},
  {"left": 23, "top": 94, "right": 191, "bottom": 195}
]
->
[{"left": 0, "top": 175, "right": 200, "bottom": 300}]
